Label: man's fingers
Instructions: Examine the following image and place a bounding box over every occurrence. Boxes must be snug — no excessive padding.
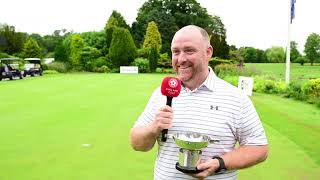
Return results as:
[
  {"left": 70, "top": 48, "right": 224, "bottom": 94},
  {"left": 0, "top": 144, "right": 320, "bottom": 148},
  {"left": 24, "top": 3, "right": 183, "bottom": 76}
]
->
[{"left": 159, "top": 105, "right": 173, "bottom": 112}]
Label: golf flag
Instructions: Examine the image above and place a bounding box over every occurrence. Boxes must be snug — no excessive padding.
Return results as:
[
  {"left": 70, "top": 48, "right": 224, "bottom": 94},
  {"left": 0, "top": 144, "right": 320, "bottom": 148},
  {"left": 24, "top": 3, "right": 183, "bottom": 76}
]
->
[{"left": 291, "top": 0, "right": 296, "bottom": 23}]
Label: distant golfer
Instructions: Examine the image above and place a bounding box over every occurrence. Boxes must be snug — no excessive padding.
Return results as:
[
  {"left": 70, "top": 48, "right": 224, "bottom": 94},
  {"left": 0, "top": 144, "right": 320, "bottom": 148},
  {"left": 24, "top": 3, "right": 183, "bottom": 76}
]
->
[{"left": 130, "top": 25, "right": 268, "bottom": 180}]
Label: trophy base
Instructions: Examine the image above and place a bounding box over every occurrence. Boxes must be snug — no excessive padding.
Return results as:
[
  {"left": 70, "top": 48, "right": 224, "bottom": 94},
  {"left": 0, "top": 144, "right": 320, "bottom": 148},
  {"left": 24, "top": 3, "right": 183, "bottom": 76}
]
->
[{"left": 175, "top": 162, "right": 203, "bottom": 174}]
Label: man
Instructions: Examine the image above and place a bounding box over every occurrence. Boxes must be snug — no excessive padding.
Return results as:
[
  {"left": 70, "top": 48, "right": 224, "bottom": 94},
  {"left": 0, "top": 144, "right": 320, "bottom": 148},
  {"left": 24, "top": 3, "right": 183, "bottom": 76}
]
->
[{"left": 130, "top": 25, "right": 268, "bottom": 180}]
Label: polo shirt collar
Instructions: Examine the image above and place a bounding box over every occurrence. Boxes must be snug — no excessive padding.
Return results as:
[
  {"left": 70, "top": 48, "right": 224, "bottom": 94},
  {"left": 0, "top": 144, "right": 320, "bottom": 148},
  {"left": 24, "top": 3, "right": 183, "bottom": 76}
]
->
[
  {"left": 199, "top": 66, "right": 216, "bottom": 92},
  {"left": 181, "top": 66, "right": 216, "bottom": 92}
]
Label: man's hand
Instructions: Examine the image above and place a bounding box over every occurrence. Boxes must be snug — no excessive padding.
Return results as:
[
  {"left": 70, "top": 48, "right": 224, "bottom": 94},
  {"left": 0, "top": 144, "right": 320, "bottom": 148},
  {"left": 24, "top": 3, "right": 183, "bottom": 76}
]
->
[
  {"left": 150, "top": 105, "right": 173, "bottom": 134},
  {"left": 188, "top": 159, "right": 220, "bottom": 179}
]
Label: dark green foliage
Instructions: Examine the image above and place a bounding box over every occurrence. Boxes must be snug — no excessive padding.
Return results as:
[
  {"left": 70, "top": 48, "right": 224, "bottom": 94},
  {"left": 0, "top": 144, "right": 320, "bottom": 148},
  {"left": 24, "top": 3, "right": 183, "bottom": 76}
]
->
[
  {"left": 256, "top": 49, "right": 267, "bottom": 63},
  {"left": 81, "top": 46, "right": 102, "bottom": 71},
  {"left": 239, "top": 47, "right": 258, "bottom": 63},
  {"left": 54, "top": 42, "right": 68, "bottom": 62},
  {"left": 131, "top": 58, "right": 149, "bottom": 73},
  {"left": 109, "top": 28, "right": 137, "bottom": 68},
  {"left": 290, "top": 41, "right": 301, "bottom": 62},
  {"left": 294, "top": 56, "right": 308, "bottom": 65},
  {"left": 81, "top": 31, "right": 106, "bottom": 50},
  {"left": 0, "top": 52, "right": 11, "bottom": 58},
  {"left": 0, "top": 25, "right": 27, "bottom": 54},
  {"left": 304, "top": 33, "right": 320, "bottom": 66},
  {"left": 210, "top": 33, "right": 229, "bottom": 59},
  {"left": 137, "top": 48, "right": 149, "bottom": 58},
  {"left": 158, "top": 53, "right": 171, "bottom": 68},
  {"left": 22, "top": 37, "right": 42, "bottom": 58},
  {"left": 209, "top": 57, "right": 233, "bottom": 68},
  {"left": 148, "top": 46, "right": 158, "bottom": 72},
  {"left": 104, "top": 11, "right": 131, "bottom": 54},
  {"left": 132, "top": 0, "right": 226, "bottom": 54}
]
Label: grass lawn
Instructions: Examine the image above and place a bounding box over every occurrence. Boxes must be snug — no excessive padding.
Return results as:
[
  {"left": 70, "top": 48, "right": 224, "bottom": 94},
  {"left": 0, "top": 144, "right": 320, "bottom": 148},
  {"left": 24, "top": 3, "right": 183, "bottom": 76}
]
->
[
  {"left": 245, "top": 63, "right": 320, "bottom": 80},
  {"left": 0, "top": 73, "right": 319, "bottom": 180}
]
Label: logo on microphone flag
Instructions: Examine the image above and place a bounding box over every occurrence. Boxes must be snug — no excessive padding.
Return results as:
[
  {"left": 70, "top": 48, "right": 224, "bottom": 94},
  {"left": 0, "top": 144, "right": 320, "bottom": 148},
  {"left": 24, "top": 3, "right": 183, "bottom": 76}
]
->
[{"left": 168, "top": 78, "right": 178, "bottom": 88}]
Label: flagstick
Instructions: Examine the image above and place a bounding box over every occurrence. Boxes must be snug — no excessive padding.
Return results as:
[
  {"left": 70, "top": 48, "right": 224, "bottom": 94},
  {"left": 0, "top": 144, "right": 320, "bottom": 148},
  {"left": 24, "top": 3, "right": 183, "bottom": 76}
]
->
[{"left": 285, "top": 0, "right": 292, "bottom": 85}]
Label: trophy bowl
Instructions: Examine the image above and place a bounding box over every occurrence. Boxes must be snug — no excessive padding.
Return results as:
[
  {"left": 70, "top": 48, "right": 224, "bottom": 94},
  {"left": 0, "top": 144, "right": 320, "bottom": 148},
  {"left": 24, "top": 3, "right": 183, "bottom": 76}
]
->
[{"left": 171, "top": 131, "right": 219, "bottom": 174}]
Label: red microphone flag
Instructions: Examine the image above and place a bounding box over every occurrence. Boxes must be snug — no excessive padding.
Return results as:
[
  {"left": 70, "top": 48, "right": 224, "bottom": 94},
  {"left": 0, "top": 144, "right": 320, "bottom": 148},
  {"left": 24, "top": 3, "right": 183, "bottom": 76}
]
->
[{"left": 161, "top": 77, "right": 181, "bottom": 97}]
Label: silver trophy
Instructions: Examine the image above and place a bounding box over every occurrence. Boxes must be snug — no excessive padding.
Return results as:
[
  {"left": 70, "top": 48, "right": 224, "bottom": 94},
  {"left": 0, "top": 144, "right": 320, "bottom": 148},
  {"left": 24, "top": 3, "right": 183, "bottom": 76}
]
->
[{"left": 169, "top": 131, "right": 219, "bottom": 174}]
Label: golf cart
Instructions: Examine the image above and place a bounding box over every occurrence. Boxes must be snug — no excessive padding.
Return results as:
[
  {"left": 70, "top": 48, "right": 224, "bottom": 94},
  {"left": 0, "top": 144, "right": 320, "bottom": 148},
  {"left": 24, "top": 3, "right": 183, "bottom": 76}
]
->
[
  {"left": 23, "top": 58, "right": 43, "bottom": 77},
  {"left": 0, "top": 58, "right": 24, "bottom": 81}
]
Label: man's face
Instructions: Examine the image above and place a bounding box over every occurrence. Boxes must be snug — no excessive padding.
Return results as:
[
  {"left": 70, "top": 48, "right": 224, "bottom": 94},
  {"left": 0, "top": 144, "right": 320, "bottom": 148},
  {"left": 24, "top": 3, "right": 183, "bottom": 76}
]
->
[{"left": 171, "top": 29, "right": 210, "bottom": 83}]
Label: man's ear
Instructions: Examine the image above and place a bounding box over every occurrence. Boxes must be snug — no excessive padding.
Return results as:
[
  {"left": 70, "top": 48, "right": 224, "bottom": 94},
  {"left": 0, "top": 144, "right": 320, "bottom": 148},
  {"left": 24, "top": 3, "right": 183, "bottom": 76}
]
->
[{"left": 207, "top": 46, "right": 213, "bottom": 58}]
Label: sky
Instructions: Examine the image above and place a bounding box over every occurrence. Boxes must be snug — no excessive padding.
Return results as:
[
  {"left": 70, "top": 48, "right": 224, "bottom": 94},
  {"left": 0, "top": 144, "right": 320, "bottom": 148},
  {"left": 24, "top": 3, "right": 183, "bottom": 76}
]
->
[{"left": 0, "top": 0, "right": 319, "bottom": 53}]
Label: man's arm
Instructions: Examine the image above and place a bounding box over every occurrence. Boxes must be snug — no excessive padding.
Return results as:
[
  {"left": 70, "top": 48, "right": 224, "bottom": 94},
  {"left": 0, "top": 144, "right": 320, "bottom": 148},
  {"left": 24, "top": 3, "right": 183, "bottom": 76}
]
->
[
  {"left": 130, "top": 106, "right": 173, "bottom": 151},
  {"left": 130, "top": 123, "right": 159, "bottom": 152},
  {"left": 192, "top": 145, "right": 268, "bottom": 179},
  {"left": 222, "top": 145, "right": 268, "bottom": 170}
]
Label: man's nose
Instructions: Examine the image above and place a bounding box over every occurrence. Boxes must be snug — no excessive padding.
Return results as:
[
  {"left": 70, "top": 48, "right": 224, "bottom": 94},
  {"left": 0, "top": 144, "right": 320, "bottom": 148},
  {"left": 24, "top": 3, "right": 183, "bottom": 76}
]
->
[{"left": 177, "top": 52, "right": 187, "bottom": 63}]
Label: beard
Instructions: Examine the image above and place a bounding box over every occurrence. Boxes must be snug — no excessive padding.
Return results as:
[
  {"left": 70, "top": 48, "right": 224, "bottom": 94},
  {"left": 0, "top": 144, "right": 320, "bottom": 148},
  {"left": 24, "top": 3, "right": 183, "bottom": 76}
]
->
[{"left": 175, "top": 62, "right": 203, "bottom": 83}]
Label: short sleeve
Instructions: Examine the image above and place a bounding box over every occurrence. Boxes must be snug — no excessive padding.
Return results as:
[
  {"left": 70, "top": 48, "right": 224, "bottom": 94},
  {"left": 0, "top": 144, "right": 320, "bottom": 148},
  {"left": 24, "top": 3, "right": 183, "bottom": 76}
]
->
[
  {"left": 236, "top": 95, "right": 268, "bottom": 146},
  {"left": 134, "top": 87, "right": 163, "bottom": 128}
]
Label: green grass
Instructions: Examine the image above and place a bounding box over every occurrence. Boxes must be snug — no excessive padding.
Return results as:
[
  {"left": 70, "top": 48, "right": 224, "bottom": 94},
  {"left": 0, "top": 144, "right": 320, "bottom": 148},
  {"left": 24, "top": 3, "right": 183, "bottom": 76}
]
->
[
  {"left": 0, "top": 74, "right": 319, "bottom": 179},
  {"left": 245, "top": 63, "right": 320, "bottom": 80}
]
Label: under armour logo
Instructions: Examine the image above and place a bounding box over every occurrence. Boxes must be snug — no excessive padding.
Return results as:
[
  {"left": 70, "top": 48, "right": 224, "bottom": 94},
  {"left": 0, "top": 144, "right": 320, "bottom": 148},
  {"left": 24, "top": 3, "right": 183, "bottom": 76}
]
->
[{"left": 210, "top": 105, "right": 219, "bottom": 110}]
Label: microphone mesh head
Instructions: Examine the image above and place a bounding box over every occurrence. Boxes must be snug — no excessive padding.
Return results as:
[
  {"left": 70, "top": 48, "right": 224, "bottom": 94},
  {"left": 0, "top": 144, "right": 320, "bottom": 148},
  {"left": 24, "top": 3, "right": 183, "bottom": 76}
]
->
[{"left": 161, "top": 77, "right": 181, "bottom": 97}]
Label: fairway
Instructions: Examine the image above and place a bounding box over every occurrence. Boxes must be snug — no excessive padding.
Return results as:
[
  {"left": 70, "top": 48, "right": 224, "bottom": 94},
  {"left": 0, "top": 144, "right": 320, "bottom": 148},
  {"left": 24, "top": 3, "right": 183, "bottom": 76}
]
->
[
  {"left": 0, "top": 74, "right": 319, "bottom": 180},
  {"left": 245, "top": 63, "right": 320, "bottom": 80}
]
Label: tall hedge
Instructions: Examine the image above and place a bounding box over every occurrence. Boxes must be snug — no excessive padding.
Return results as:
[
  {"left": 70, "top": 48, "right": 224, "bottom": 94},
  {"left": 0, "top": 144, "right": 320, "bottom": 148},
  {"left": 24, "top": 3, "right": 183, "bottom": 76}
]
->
[
  {"left": 148, "top": 46, "right": 158, "bottom": 72},
  {"left": 109, "top": 28, "right": 137, "bottom": 67}
]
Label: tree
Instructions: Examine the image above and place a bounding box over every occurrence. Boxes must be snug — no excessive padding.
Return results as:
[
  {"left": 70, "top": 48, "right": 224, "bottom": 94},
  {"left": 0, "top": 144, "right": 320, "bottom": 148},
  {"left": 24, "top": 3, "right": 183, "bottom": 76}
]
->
[
  {"left": 22, "top": 37, "right": 42, "bottom": 58},
  {"left": 132, "top": 0, "right": 226, "bottom": 54},
  {"left": 104, "top": 10, "right": 130, "bottom": 54},
  {"left": 54, "top": 42, "right": 68, "bottom": 62},
  {"left": 109, "top": 28, "right": 137, "bottom": 68},
  {"left": 143, "top": 21, "right": 162, "bottom": 52},
  {"left": 290, "top": 41, "right": 301, "bottom": 62},
  {"left": 294, "top": 56, "right": 308, "bottom": 66},
  {"left": 304, "top": 33, "right": 320, "bottom": 66},
  {"left": 0, "top": 24, "right": 27, "bottom": 54},
  {"left": 210, "top": 33, "right": 229, "bottom": 59},
  {"left": 70, "top": 34, "right": 85, "bottom": 70},
  {"left": 239, "top": 47, "right": 257, "bottom": 63},
  {"left": 265, "top": 46, "right": 285, "bottom": 63},
  {"left": 148, "top": 46, "right": 158, "bottom": 72},
  {"left": 256, "top": 49, "right": 267, "bottom": 63}
]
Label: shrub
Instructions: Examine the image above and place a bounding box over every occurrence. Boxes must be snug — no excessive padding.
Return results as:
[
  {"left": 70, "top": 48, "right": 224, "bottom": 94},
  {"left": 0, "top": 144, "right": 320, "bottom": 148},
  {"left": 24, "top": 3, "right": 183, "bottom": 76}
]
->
[
  {"left": 137, "top": 48, "right": 149, "bottom": 58},
  {"left": 301, "top": 78, "right": 320, "bottom": 104},
  {"left": 284, "top": 81, "right": 308, "bottom": 101},
  {"left": 131, "top": 58, "right": 149, "bottom": 73},
  {"left": 158, "top": 53, "right": 171, "bottom": 68},
  {"left": 0, "top": 52, "right": 11, "bottom": 58},
  {"left": 43, "top": 70, "right": 59, "bottom": 74},
  {"left": 148, "top": 46, "right": 158, "bottom": 72},
  {"left": 209, "top": 57, "right": 233, "bottom": 68},
  {"left": 109, "top": 28, "right": 137, "bottom": 68},
  {"left": 294, "top": 56, "right": 308, "bottom": 66},
  {"left": 41, "top": 63, "right": 48, "bottom": 70},
  {"left": 47, "top": 62, "right": 68, "bottom": 73},
  {"left": 93, "top": 65, "right": 110, "bottom": 73}
]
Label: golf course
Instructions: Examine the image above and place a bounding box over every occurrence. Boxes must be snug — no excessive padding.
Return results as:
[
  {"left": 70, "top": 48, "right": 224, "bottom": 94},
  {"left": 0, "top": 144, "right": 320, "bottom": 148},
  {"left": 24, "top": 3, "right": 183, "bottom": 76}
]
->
[{"left": 0, "top": 72, "right": 319, "bottom": 180}]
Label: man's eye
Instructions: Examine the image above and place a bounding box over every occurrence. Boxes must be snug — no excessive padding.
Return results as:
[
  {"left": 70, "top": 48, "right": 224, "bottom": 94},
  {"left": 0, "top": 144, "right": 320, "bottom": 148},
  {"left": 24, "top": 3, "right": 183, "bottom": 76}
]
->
[
  {"left": 173, "top": 51, "right": 180, "bottom": 55},
  {"left": 185, "top": 49, "right": 194, "bottom": 54}
]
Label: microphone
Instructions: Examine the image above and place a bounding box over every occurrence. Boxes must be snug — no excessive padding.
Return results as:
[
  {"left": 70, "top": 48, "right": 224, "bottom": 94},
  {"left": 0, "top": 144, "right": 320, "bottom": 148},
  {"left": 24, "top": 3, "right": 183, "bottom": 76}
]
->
[{"left": 160, "top": 76, "right": 181, "bottom": 142}]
